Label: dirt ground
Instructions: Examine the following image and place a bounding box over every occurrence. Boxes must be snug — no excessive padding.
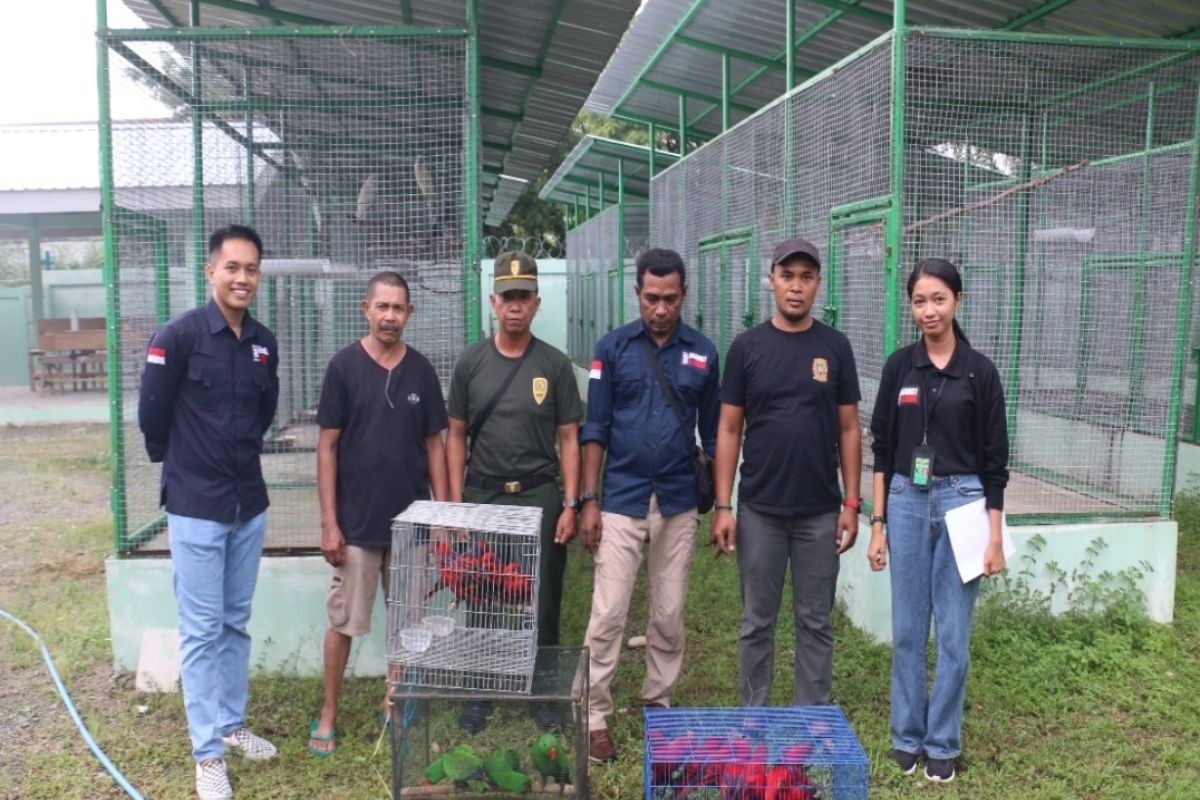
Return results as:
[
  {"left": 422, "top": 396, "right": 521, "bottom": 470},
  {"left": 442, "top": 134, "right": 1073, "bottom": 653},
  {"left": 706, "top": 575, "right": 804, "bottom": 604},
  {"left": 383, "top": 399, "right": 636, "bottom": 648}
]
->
[{"left": 0, "top": 424, "right": 133, "bottom": 799}]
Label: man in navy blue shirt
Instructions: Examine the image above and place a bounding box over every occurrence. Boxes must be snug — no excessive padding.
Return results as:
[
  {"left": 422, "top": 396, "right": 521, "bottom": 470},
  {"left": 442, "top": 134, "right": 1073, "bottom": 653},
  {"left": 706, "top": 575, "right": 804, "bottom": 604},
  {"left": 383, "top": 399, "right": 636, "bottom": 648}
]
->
[
  {"left": 579, "top": 248, "right": 720, "bottom": 763},
  {"left": 139, "top": 225, "right": 279, "bottom": 800}
]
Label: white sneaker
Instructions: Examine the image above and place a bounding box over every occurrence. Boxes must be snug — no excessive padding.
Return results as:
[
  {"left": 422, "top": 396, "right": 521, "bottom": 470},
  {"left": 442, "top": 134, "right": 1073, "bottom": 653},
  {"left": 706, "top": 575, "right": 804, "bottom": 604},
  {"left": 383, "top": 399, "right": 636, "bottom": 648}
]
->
[
  {"left": 222, "top": 727, "right": 278, "bottom": 761},
  {"left": 196, "top": 758, "right": 233, "bottom": 800}
]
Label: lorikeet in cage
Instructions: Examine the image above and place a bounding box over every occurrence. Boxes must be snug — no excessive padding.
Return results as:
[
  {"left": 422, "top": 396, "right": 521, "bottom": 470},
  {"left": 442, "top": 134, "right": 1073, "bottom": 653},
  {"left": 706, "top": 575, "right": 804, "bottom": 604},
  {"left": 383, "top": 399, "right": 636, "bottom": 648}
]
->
[
  {"left": 764, "top": 765, "right": 816, "bottom": 800},
  {"left": 676, "top": 736, "right": 730, "bottom": 800},
  {"left": 532, "top": 733, "right": 571, "bottom": 785},
  {"left": 483, "top": 747, "right": 530, "bottom": 793}
]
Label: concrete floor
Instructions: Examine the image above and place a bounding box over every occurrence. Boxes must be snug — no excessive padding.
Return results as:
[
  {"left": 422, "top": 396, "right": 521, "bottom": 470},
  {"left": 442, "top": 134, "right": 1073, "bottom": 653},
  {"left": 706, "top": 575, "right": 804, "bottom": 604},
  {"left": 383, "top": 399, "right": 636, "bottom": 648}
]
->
[{"left": 0, "top": 384, "right": 108, "bottom": 425}]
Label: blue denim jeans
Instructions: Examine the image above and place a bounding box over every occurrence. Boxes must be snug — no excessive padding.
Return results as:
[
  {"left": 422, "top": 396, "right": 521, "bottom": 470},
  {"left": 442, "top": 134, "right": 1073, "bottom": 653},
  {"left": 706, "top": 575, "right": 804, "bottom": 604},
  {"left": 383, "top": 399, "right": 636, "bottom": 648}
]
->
[
  {"left": 168, "top": 510, "right": 267, "bottom": 762},
  {"left": 886, "top": 473, "right": 983, "bottom": 759}
]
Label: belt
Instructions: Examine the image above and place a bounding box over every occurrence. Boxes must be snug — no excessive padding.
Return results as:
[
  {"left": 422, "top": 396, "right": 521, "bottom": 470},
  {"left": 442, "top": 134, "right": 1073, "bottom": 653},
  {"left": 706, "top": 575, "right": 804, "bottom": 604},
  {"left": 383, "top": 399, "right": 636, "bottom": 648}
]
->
[{"left": 464, "top": 471, "right": 555, "bottom": 495}]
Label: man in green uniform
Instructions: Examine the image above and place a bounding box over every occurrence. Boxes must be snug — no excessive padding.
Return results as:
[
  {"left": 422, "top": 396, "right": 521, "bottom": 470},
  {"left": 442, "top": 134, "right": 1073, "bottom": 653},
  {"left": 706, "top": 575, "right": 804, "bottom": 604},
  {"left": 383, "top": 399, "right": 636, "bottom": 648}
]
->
[{"left": 447, "top": 251, "right": 583, "bottom": 659}]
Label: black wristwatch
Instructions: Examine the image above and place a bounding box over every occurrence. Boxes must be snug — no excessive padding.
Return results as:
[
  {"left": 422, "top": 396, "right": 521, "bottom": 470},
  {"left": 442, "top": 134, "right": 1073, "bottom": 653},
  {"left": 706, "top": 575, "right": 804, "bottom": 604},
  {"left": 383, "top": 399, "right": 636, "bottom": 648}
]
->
[
  {"left": 578, "top": 490, "right": 599, "bottom": 509},
  {"left": 870, "top": 515, "right": 885, "bottom": 526}
]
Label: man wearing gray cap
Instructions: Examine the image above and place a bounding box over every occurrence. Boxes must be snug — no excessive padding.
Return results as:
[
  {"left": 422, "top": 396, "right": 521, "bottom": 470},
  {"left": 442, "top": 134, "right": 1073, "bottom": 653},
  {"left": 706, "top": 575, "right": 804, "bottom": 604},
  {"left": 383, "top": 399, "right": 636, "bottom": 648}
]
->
[
  {"left": 446, "top": 253, "right": 582, "bottom": 731},
  {"left": 710, "top": 237, "right": 862, "bottom": 707}
]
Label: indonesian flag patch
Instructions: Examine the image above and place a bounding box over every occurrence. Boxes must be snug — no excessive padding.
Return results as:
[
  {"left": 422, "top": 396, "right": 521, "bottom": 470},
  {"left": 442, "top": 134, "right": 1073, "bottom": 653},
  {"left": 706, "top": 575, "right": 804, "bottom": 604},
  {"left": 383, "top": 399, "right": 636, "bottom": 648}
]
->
[
  {"left": 252, "top": 344, "right": 270, "bottom": 364},
  {"left": 589, "top": 360, "right": 603, "bottom": 380},
  {"left": 682, "top": 351, "right": 709, "bottom": 371},
  {"left": 898, "top": 386, "right": 919, "bottom": 406},
  {"left": 146, "top": 347, "right": 166, "bottom": 365}
]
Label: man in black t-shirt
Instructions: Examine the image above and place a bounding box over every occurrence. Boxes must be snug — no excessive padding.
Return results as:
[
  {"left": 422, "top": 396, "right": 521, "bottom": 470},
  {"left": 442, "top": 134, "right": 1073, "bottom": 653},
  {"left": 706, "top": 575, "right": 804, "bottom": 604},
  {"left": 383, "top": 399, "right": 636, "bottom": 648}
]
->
[
  {"left": 308, "top": 271, "right": 448, "bottom": 756},
  {"left": 711, "top": 237, "right": 862, "bottom": 707}
]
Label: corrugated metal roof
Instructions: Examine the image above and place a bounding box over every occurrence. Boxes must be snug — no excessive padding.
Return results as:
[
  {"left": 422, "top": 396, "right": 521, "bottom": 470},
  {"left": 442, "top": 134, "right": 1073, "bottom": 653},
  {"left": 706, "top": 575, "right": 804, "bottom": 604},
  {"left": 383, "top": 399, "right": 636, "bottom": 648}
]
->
[
  {"left": 118, "top": 0, "right": 639, "bottom": 225},
  {"left": 587, "top": 0, "right": 1200, "bottom": 137},
  {"left": 0, "top": 121, "right": 267, "bottom": 192},
  {"left": 539, "top": 134, "right": 678, "bottom": 208}
]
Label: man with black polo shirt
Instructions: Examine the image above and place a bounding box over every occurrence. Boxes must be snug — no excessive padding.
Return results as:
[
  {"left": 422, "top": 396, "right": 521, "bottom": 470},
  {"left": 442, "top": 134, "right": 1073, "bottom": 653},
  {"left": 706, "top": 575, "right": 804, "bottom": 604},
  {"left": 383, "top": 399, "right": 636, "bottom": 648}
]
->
[
  {"left": 307, "top": 271, "right": 448, "bottom": 757},
  {"left": 139, "top": 225, "right": 279, "bottom": 800},
  {"left": 711, "top": 237, "right": 862, "bottom": 707}
]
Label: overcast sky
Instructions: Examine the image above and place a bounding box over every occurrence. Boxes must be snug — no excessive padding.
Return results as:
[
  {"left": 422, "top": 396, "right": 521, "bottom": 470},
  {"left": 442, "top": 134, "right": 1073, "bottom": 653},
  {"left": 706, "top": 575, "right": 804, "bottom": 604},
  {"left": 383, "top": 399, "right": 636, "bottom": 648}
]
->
[{"left": 0, "top": 0, "right": 170, "bottom": 125}]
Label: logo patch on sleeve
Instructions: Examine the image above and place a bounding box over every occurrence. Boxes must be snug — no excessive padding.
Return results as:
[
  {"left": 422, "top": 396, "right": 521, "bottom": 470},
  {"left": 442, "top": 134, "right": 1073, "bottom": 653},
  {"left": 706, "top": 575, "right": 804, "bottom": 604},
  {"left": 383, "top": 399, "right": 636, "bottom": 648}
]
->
[
  {"left": 589, "top": 359, "right": 603, "bottom": 380},
  {"left": 251, "top": 344, "right": 270, "bottom": 364},
  {"left": 682, "top": 351, "right": 709, "bottom": 371},
  {"left": 898, "top": 386, "right": 920, "bottom": 405},
  {"left": 146, "top": 347, "right": 166, "bottom": 365}
]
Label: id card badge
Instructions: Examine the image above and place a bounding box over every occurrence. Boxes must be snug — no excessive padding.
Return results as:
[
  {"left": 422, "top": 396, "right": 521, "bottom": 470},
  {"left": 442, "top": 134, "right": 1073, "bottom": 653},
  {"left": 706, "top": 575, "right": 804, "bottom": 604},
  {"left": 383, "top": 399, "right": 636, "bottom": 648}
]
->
[{"left": 911, "top": 445, "right": 935, "bottom": 489}]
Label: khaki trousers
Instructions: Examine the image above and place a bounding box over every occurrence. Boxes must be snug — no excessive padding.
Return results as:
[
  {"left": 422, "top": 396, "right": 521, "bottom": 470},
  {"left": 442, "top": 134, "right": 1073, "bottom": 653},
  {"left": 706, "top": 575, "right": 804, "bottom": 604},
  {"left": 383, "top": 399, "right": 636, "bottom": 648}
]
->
[{"left": 584, "top": 495, "right": 698, "bottom": 731}]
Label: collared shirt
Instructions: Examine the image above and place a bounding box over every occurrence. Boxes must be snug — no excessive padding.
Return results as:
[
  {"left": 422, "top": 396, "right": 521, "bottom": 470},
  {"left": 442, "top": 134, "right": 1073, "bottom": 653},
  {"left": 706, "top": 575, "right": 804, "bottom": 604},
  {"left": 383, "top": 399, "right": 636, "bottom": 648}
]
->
[
  {"left": 580, "top": 320, "right": 720, "bottom": 518},
  {"left": 869, "top": 337, "right": 1009, "bottom": 510},
  {"left": 138, "top": 299, "right": 280, "bottom": 523}
]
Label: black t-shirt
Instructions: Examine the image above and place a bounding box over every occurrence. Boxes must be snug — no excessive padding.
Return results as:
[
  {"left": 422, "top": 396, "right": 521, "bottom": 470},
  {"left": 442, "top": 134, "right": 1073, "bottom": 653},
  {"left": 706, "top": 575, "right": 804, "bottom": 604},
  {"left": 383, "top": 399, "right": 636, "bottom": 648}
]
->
[
  {"left": 721, "top": 320, "right": 861, "bottom": 515},
  {"left": 315, "top": 342, "right": 448, "bottom": 548}
]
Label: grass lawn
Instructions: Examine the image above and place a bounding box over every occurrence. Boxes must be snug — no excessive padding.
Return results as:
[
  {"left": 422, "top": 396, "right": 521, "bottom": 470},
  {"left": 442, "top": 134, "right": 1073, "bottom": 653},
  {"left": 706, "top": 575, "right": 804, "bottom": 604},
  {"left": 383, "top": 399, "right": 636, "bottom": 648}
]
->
[{"left": 1, "top": 423, "right": 1199, "bottom": 798}]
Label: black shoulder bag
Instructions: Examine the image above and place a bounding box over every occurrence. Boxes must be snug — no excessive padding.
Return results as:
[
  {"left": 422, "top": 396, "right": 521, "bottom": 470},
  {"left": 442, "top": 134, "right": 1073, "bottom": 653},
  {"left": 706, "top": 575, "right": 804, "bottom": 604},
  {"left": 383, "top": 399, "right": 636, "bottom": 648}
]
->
[
  {"left": 467, "top": 338, "right": 536, "bottom": 462},
  {"left": 637, "top": 337, "right": 715, "bottom": 513}
]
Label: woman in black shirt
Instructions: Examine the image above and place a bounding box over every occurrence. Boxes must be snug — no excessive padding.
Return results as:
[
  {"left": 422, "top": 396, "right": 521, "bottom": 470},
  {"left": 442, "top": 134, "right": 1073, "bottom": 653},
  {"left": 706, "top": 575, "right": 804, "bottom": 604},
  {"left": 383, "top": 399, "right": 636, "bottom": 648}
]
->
[{"left": 867, "top": 258, "right": 1009, "bottom": 783}]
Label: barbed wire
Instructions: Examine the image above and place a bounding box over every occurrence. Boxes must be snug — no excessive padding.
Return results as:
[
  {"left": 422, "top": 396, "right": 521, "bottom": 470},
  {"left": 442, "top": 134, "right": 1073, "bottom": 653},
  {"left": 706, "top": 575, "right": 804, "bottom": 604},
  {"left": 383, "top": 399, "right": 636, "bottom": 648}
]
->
[{"left": 481, "top": 235, "right": 565, "bottom": 260}]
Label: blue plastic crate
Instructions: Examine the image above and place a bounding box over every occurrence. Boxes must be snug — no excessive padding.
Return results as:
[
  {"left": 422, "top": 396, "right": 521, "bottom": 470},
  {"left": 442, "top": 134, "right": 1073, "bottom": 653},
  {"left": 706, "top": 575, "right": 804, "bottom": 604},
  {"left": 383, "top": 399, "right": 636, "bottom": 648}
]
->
[{"left": 643, "top": 707, "right": 868, "bottom": 800}]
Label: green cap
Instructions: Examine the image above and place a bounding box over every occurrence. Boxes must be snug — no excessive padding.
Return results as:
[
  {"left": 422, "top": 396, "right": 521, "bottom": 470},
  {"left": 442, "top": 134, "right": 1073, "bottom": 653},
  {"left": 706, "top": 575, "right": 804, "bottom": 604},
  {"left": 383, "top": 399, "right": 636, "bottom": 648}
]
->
[{"left": 493, "top": 251, "right": 538, "bottom": 294}]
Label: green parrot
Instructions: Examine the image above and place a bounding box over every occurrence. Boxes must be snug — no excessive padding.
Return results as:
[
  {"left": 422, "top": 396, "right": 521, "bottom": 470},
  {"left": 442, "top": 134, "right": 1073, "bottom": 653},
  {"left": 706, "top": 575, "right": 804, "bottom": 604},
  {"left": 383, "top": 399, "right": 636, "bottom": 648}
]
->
[
  {"left": 483, "top": 747, "right": 530, "bottom": 793},
  {"left": 424, "top": 743, "right": 483, "bottom": 785},
  {"left": 531, "top": 733, "right": 571, "bottom": 786}
]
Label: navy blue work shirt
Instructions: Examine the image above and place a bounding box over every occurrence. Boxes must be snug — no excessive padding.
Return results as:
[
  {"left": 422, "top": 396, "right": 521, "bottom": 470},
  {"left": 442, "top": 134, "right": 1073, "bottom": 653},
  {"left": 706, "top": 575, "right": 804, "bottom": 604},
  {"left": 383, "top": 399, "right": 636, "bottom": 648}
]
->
[
  {"left": 138, "top": 299, "right": 280, "bottom": 523},
  {"left": 580, "top": 320, "right": 720, "bottom": 518}
]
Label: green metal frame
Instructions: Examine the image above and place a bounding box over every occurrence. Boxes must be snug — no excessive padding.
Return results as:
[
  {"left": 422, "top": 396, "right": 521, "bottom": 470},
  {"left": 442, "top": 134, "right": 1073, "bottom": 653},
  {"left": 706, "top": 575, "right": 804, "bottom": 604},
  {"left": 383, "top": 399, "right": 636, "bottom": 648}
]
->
[
  {"left": 827, "top": 196, "right": 891, "bottom": 331},
  {"left": 697, "top": 227, "right": 755, "bottom": 355},
  {"left": 98, "top": 0, "right": 126, "bottom": 551},
  {"left": 464, "top": 0, "right": 482, "bottom": 344},
  {"left": 1073, "top": 253, "right": 1186, "bottom": 429},
  {"left": 1161, "top": 81, "right": 1200, "bottom": 511}
]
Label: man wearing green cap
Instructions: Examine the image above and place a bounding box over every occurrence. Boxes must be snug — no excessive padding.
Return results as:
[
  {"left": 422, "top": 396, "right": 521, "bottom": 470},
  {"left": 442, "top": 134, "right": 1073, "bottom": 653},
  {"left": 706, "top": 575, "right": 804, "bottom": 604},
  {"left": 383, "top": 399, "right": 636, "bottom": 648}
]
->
[{"left": 446, "top": 251, "right": 583, "bottom": 662}]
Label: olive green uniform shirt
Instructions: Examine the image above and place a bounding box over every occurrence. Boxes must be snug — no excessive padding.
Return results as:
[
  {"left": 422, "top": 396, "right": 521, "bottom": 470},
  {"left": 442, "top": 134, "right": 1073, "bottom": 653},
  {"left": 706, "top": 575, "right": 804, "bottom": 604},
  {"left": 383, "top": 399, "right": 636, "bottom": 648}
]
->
[{"left": 447, "top": 337, "right": 583, "bottom": 479}]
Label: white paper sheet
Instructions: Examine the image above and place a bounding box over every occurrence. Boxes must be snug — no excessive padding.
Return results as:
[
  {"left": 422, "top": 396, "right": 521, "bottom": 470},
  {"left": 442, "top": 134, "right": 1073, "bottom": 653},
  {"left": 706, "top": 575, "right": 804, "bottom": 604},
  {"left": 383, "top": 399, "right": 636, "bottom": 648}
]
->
[{"left": 944, "top": 498, "right": 1015, "bottom": 583}]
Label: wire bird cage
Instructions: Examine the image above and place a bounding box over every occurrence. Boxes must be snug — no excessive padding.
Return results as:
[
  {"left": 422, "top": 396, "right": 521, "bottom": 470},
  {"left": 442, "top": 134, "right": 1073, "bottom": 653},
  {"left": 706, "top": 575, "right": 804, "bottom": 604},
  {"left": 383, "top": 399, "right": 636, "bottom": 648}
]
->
[
  {"left": 389, "top": 501, "right": 542, "bottom": 694},
  {"left": 99, "top": 27, "right": 471, "bottom": 554},
  {"left": 643, "top": 707, "right": 869, "bottom": 800},
  {"left": 388, "top": 646, "right": 589, "bottom": 800},
  {"left": 646, "top": 29, "right": 1200, "bottom": 522}
]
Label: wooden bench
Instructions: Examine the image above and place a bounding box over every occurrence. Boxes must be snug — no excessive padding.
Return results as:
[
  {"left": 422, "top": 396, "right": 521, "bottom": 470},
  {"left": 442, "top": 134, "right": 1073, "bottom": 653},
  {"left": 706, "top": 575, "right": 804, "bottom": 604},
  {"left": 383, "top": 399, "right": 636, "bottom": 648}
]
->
[{"left": 28, "top": 318, "right": 108, "bottom": 394}]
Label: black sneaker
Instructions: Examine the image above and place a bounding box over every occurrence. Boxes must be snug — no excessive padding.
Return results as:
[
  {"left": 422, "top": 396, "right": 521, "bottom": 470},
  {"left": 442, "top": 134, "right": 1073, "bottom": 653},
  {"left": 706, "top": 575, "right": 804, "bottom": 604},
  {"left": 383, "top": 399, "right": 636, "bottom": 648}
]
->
[
  {"left": 891, "top": 749, "right": 919, "bottom": 775},
  {"left": 924, "top": 757, "right": 956, "bottom": 783},
  {"left": 458, "top": 700, "right": 491, "bottom": 734}
]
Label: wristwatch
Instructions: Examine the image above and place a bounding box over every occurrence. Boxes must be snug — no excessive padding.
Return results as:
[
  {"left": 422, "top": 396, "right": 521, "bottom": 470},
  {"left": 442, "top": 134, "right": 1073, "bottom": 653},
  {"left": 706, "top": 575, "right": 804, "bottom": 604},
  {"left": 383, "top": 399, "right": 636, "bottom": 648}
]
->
[
  {"left": 564, "top": 497, "right": 581, "bottom": 512},
  {"left": 870, "top": 515, "right": 885, "bottom": 526},
  {"left": 578, "top": 491, "right": 599, "bottom": 509}
]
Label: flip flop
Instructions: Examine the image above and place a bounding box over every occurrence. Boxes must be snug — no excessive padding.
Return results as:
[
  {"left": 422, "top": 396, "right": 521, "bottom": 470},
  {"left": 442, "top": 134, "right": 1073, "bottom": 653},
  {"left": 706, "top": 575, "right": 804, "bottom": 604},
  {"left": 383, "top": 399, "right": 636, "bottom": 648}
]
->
[{"left": 308, "top": 720, "right": 336, "bottom": 757}]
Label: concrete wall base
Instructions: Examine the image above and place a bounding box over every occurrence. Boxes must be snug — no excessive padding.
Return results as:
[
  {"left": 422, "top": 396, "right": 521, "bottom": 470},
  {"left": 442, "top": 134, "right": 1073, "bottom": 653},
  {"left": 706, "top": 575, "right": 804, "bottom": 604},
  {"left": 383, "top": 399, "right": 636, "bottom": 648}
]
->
[
  {"left": 106, "top": 555, "right": 387, "bottom": 678},
  {"left": 838, "top": 518, "right": 1178, "bottom": 643}
]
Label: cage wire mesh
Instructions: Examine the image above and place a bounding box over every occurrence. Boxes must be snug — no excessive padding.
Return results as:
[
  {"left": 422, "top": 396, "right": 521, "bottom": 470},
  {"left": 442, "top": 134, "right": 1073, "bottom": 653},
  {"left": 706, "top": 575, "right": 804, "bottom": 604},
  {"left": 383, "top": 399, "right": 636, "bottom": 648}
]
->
[
  {"left": 104, "top": 30, "right": 469, "bottom": 552},
  {"left": 641, "top": 30, "right": 1200, "bottom": 520},
  {"left": 388, "top": 646, "right": 589, "bottom": 800},
  {"left": 388, "top": 501, "right": 542, "bottom": 694},
  {"left": 566, "top": 199, "right": 651, "bottom": 364},
  {"left": 643, "top": 706, "right": 869, "bottom": 800}
]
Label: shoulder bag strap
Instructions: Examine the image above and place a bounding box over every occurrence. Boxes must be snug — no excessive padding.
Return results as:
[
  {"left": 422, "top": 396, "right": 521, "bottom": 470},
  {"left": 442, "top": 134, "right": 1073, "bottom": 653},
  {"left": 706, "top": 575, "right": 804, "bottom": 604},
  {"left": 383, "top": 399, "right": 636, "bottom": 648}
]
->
[
  {"left": 637, "top": 336, "right": 689, "bottom": 440},
  {"left": 468, "top": 338, "right": 536, "bottom": 462}
]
